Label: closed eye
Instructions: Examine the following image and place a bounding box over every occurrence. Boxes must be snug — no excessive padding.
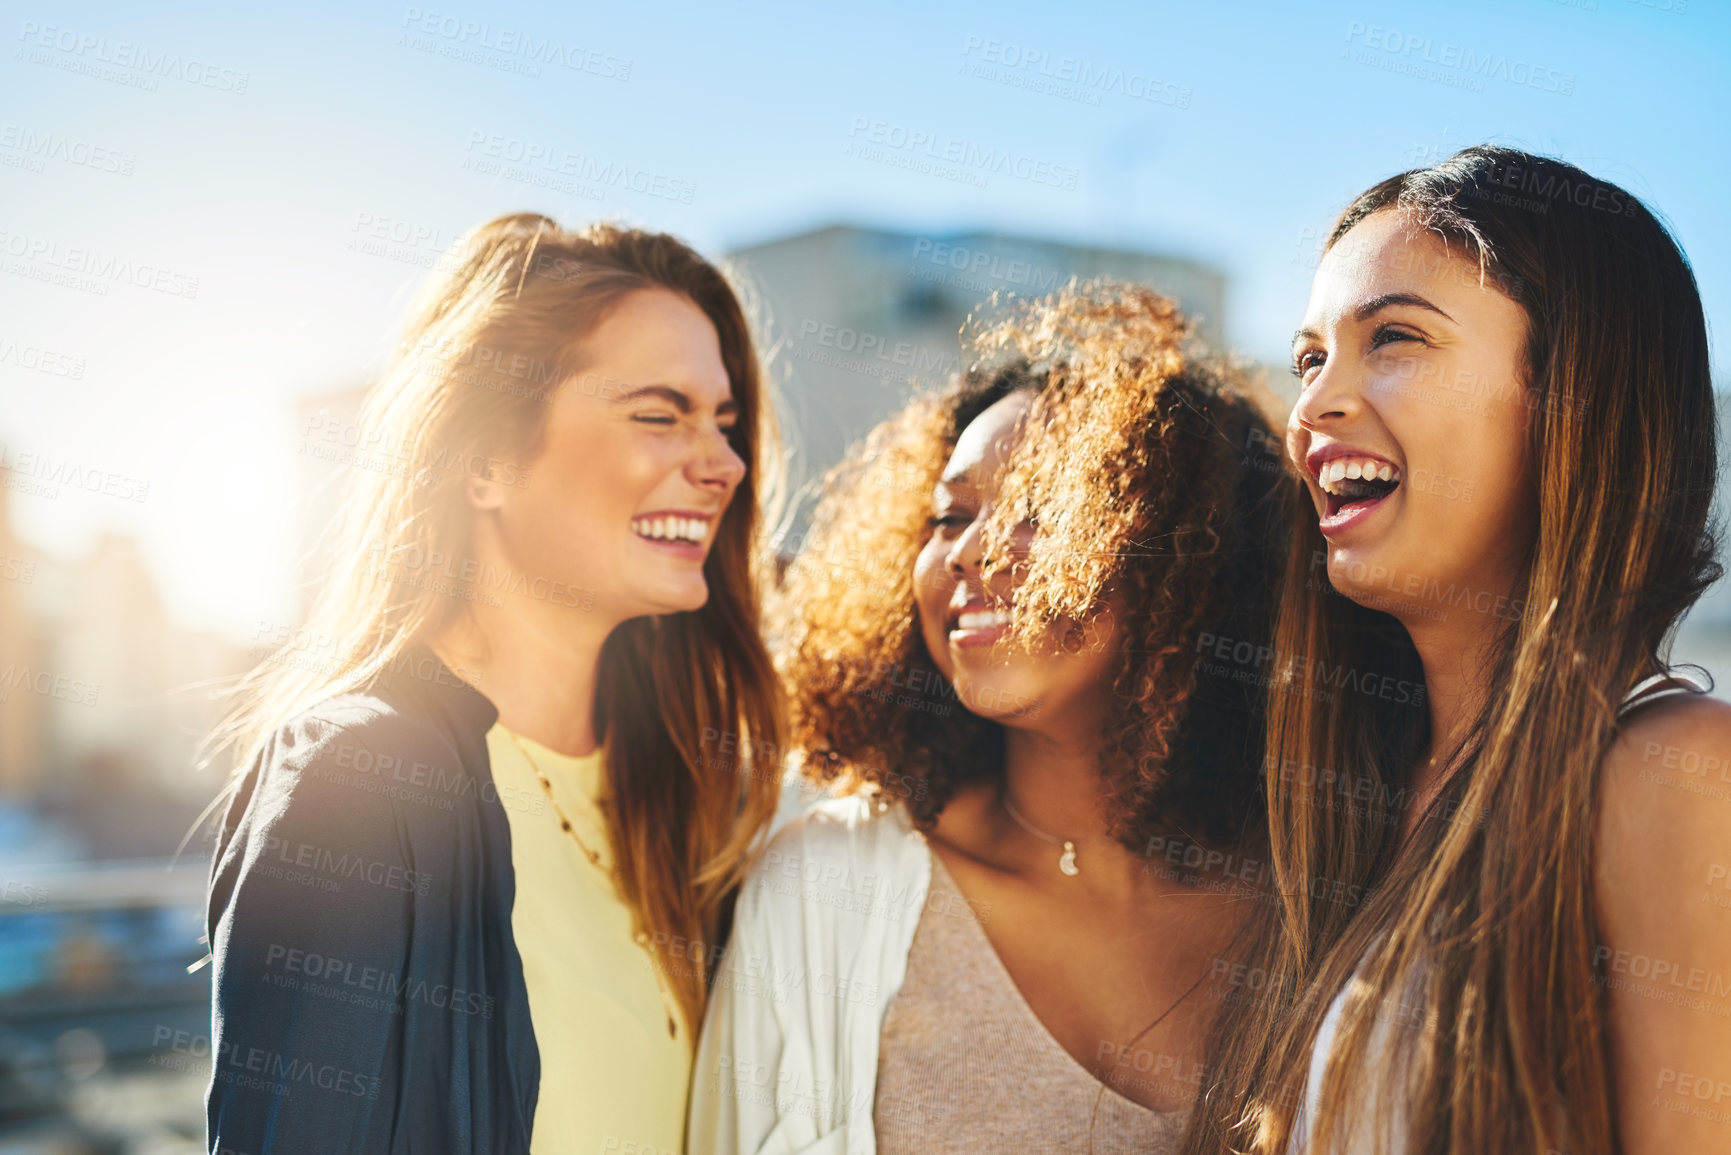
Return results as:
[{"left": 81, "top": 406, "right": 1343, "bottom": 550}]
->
[
  {"left": 631, "top": 413, "right": 678, "bottom": 425},
  {"left": 1370, "top": 324, "right": 1425, "bottom": 350},
  {"left": 927, "top": 513, "right": 972, "bottom": 531}
]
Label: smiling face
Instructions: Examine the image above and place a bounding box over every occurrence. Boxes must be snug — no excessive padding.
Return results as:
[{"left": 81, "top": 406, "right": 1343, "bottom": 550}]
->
[
  {"left": 479, "top": 287, "right": 746, "bottom": 622},
  {"left": 1287, "top": 210, "right": 1536, "bottom": 624},
  {"left": 912, "top": 390, "right": 1119, "bottom": 731}
]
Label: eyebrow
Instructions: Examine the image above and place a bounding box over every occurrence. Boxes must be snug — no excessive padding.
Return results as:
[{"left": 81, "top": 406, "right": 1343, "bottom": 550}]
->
[
  {"left": 1354, "top": 291, "right": 1455, "bottom": 324},
  {"left": 612, "top": 384, "right": 738, "bottom": 416},
  {"left": 1290, "top": 292, "right": 1457, "bottom": 352}
]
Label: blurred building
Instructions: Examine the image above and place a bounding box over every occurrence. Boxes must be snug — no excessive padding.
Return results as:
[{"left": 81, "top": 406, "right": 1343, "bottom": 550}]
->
[
  {"left": 724, "top": 224, "right": 1230, "bottom": 541},
  {"left": 0, "top": 483, "right": 250, "bottom": 846},
  {"left": 0, "top": 468, "right": 46, "bottom": 797}
]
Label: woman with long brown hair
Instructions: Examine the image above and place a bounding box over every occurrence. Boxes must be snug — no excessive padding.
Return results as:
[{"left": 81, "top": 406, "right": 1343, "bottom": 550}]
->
[
  {"left": 1185, "top": 146, "right": 1729, "bottom": 1154},
  {"left": 202, "top": 213, "right": 784, "bottom": 1153},
  {"left": 690, "top": 284, "right": 1290, "bottom": 1152}
]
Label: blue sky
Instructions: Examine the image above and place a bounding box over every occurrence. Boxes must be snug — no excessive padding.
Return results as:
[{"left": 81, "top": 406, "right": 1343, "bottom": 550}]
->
[{"left": 2, "top": 0, "right": 1725, "bottom": 639}]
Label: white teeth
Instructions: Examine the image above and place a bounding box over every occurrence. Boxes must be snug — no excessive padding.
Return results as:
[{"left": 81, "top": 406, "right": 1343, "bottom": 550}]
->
[
  {"left": 1318, "top": 456, "right": 1401, "bottom": 496},
  {"left": 956, "top": 609, "right": 1012, "bottom": 630},
  {"left": 633, "top": 516, "right": 706, "bottom": 544}
]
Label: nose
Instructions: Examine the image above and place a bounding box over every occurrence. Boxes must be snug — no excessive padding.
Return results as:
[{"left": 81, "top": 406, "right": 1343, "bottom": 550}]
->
[
  {"left": 692, "top": 426, "right": 747, "bottom": 495},
  {"left": 1288, "top": 352, "right": 1363, "bottom": 464},
  {"left": 945, "top": 509, "right": 988, "bottom": 579}
]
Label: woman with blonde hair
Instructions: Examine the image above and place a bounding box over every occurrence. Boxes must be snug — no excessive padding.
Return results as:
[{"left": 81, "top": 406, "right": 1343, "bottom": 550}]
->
[{"left": 203, "top": 213, "right": 783, "bottom": 1153}]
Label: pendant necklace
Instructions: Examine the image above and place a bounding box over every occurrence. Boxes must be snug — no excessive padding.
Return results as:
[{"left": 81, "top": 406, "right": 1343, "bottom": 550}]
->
[
  {"left": 999, "top": 787, "right": 1082, "bottom": 876},
  {"left": 501, "top": 727, "right": 680, "bottom": 1039}
]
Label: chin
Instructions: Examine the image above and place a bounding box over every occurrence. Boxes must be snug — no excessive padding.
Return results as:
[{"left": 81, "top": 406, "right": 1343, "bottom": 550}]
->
[
  {"left": 649, "top": 580, "right": 711, "bottom": 616},
  {"left": 951, "top": 669, "right": 1044, "bottom": 724},
  {"left": 1325, "top": 546, "right": 1424, "bottom": 621}
]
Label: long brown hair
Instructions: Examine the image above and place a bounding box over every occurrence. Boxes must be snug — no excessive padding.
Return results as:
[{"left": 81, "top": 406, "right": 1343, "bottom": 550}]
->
[
  {"left": 207, "top": 213, "right": 785, "bottom": 1039},
  {"left": 1184, "top": 146, "right": 1720, "bottom": 1154}
]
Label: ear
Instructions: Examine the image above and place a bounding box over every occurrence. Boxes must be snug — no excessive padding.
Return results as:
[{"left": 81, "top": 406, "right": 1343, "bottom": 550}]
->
[{"left": 463, "top": 470, "right": 507, "bottom": 512}]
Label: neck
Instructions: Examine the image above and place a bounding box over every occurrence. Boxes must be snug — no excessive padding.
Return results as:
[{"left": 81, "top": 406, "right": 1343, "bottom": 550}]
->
[
  {"left": 1001, "top": 724, "right": 1112, "bottom": 843},
  {"left": 426, "top": 538, "right": 623, "bottom": 757},
  {"left": 998, "top": 706, "right": 1160, "bottom": 893},
  {"left": 1400, "top": 604, "right": 1499, "bottom": 833}
]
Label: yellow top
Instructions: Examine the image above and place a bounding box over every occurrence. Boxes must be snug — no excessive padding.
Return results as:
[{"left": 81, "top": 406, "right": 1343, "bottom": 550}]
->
[{"left": 487, "top": 724, "right": 691, "bottom": 1155}]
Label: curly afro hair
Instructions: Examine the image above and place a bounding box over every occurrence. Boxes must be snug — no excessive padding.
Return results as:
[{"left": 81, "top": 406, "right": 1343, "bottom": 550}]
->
[{"left": 770, "top": 281, "right": 1294, "bottom": 853}]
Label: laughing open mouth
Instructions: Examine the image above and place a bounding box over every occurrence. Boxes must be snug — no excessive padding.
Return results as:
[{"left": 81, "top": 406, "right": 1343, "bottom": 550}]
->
[{"left": 1318, "top": 456, "right": 1402, "bottom": 518}]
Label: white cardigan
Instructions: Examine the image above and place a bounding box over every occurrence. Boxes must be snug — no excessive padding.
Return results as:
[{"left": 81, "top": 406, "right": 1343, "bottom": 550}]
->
[{"left": 688, "top": 795, "right": 933, "bottom": 1154}]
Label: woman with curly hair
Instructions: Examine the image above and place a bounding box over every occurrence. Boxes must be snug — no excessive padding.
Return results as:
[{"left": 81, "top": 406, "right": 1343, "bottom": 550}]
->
[{"left": 689, "top": 283, "right": 1291, "bottom": 1152}]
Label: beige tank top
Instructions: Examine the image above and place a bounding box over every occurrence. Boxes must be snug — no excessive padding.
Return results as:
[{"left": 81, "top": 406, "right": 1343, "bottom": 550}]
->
[{"left": 873, "top": 846, "right": 1188, "bottom": 1153}]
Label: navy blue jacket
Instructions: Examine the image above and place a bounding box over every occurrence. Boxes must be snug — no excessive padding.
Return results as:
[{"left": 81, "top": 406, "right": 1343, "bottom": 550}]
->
[{"left": 205, "top": 645, "right": 538, "bottom": 1153}]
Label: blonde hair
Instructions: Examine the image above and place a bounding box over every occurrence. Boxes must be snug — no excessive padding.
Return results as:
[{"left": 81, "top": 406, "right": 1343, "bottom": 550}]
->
[{"left": 207, "top": 212, "right": 786, "bottom": 1038}]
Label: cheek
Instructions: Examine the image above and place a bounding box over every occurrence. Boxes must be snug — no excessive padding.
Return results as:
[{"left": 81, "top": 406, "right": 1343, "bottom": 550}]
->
[
  {"left": 1437, "top": 416, "right": 1529, "bottom": 543},
  {"left": 542, "top": 428, "right": 662, "bottom": 516},
  {"left": 1393, "top": 394, "right": 1523, "bottom": 511},
  {"left": 912, "top": 543, "right": 953, "bottom": 665}
]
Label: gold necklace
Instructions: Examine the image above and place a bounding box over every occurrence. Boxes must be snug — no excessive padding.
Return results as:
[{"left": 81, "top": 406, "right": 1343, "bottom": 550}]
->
[
  {"left": 1000, "top": 787, "right": 1081, "bottom": 876},
  {"left": 500, "top": 726, "right": 679, "bottom": 1040}
]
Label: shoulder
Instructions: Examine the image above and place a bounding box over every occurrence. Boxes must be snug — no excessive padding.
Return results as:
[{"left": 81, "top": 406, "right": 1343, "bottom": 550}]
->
[
  {"left": 222, "top": 688, "right": 485, "bottom": 880},
  {"left": 757, "top": 793, "right": 927, "bottom": 877},
  {"left": 272, "top": 688, "right": 466, "bottom": 779},
  {"left": 735, "top": 794, "right": 932, "bottom": 936},
  {"left": 251, "top": 688, "right": 474, "bottom": 814},
  {"left": 1599, "top": 690, "right": 1731, "bottom": 837},
  {"left": 1596, "top": 691, "right": 1731, "bottom": 964}
]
